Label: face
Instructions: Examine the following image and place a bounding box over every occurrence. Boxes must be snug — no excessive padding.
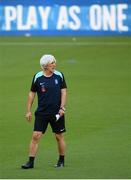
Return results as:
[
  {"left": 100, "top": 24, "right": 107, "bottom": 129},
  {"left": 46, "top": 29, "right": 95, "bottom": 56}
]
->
[{"left": 44, "top": 61, "right": 56, "bottom": 73}]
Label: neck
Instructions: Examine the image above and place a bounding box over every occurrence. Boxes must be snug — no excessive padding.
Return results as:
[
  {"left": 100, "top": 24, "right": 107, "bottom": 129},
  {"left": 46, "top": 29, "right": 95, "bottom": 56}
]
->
[{"left": 43, "top": 70, "right": 54, "bottom": 77}]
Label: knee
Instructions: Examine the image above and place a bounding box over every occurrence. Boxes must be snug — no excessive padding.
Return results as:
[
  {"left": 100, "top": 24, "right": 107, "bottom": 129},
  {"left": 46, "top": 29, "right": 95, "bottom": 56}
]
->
[
  {"left": 55, "top": 133, "right": 64, "bottom": 142},
  {"left": 32, "top": 132, "right": 42, "bottom": 143}
]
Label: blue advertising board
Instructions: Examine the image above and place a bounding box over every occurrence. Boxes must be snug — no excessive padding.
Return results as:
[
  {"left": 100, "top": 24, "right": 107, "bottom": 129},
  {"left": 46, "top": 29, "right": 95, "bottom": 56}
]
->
[{"left": 0, "top": 0, "right": 131, "bottom": 36}]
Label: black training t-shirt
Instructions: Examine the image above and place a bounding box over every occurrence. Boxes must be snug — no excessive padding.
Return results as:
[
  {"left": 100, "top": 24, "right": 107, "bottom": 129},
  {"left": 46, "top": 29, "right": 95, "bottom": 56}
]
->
[{"left": 31, "top": 70, "right": 67, "bottom": 115}]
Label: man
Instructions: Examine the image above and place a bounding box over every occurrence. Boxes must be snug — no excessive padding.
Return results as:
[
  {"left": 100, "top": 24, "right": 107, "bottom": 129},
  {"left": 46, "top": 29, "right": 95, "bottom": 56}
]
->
[{"left": 21, "top": 54, "right": 67, "bottom": 169}]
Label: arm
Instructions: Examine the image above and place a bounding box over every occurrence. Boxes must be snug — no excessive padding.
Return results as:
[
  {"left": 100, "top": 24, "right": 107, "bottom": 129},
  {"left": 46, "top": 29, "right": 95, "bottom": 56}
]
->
[
  {"left": 59, "top": 88, "right": 67, "bottom": 116},
  {"left": 25, "top": 91, "right": 36, "bottom": 122}
]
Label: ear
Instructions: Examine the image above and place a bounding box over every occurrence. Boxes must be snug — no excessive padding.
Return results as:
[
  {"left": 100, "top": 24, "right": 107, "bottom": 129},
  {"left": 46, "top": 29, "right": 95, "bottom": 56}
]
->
[
  {"left": 44, "top": 65, "right": 48, "bottom": 70},
  {"left": 41, "top": 65, "right": 45, "bottom": 70}
]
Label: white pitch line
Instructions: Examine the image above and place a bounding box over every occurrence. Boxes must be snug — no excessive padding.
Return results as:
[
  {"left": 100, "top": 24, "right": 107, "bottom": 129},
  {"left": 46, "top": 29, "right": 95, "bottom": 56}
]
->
[{"left": 0, "top": 42, "right": 130, "bottom": 46}]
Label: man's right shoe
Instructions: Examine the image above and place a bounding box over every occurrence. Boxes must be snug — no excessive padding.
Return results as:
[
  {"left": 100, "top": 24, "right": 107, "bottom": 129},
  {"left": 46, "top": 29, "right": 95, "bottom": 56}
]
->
[{"left": 21, "top": 161, "right": 34, "bottom": 169}]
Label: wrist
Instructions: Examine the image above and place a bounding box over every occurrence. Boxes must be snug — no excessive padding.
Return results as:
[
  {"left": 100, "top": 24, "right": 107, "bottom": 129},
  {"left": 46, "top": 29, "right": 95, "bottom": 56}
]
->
[{"left": 60, "top": 107, "right": 65, "bottom": 111}]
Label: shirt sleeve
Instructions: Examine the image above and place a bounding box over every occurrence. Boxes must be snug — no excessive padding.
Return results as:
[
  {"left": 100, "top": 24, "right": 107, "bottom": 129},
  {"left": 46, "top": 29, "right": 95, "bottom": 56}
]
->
[
  {"left": 61, "top": 73, "right": 67, "bottom": 89},
  {"left": 30, "top": 75, "right": 37, "bottom": 92}
]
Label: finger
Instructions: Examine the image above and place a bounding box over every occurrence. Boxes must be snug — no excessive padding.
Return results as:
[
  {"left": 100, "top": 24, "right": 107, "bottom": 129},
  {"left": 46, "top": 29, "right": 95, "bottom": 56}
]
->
[
  {"left": 28, "top": 116, "right": 32, "bottom": 122},
  {"left": 26, "top": 115, "right": 31, "bottom": 122},
  {"left": 59, "top": 112, "right": 64, "bottom": 117}
]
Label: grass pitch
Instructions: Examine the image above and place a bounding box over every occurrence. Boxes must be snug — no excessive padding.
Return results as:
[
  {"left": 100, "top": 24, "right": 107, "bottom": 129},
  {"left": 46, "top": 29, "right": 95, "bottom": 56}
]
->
[{"left": 0, "top": 36, "right": 131, "bottom": 179}]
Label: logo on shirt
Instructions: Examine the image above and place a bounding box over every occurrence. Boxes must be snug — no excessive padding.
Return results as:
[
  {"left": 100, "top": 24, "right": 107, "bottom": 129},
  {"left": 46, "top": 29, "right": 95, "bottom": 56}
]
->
[
  {"left": 55, "top": 79, "right": 58, "bottom": 85},
  {"left": 41, "top": 86, "right": 46, "bottom": 92},
  {"left": 40, "top": 82, "right": 46, "bottom": 92},
  {"left": 40, "top": 82, "right": 45, "bottom": 86}
]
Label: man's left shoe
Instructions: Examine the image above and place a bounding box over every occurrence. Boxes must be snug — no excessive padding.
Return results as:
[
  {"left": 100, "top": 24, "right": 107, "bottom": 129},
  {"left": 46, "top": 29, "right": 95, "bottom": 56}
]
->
[
  {"left": 54, "top": 161, "right": 64, "bottom": 168},
  {"left": 21, "top": 161, "right": 34, "bottom": 169}
]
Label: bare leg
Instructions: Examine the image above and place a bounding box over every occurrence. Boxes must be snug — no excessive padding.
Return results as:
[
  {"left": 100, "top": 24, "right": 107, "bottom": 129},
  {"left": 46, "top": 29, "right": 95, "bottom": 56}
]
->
[
  {"left": 29, "top": 131, "right": 43, "bottom": 156},
  {"left": 21, "top": 131, "right": 43, "bottom": 169},
  {"left": 54, "top": 133, "right": 66, "bottom": 167},
  {"left": 55, "top": 133, "right": 66, "bottom": 155}
]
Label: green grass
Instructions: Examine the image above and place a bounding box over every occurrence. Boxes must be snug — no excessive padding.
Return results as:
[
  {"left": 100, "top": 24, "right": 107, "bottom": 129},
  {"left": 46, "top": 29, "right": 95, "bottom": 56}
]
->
[{"left": 0, "top": 36, "right": 131, "bottom": 179}]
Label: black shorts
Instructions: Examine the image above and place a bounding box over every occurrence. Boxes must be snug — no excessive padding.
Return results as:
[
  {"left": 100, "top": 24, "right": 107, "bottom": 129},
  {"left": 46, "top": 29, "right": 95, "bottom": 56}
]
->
[{"left": 34, "top": 113, "right": 66, "bottom": 134}]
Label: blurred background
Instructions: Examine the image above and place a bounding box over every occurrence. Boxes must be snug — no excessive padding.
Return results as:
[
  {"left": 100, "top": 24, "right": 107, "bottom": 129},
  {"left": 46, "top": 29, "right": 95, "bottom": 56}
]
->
[
  {"left": 0, "top": 0, "right": 131, "bottom": 179},
  {"left": 0, "top": 0, "right": 131, "bottom": 36}
]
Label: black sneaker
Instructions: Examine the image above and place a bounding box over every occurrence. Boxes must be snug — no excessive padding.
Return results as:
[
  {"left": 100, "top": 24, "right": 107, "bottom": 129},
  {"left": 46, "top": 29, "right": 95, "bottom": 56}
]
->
[
  {"left": 21, "top": 161, "right": 34, "bottom": 169},
  {"left": 55, "top": 161, "right": 64, "bottom": 168}
]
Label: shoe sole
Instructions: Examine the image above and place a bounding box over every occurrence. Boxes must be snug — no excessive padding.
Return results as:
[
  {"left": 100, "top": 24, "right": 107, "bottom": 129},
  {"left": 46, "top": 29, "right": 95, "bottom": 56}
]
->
[
  {"left": 54, "top": 164, "right": 64, "bottom": 168},
  {"left": 21, "top": 166, "right": 34, "bottom": 169}
]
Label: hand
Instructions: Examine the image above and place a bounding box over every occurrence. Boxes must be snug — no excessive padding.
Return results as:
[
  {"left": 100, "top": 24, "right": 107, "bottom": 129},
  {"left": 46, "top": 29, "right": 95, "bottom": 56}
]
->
[
  {"left": 25, "top": 111, "right": 32, "bottom": 122},
  {"left": 58, "top": 108, "right": 65, "bottom": 117}
]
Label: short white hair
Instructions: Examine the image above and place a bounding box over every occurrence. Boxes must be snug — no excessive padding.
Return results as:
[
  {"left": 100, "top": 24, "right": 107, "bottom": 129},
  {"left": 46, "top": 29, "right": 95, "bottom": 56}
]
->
[{"left": 40, "top": 54, "right": 56, "bottom": 68}]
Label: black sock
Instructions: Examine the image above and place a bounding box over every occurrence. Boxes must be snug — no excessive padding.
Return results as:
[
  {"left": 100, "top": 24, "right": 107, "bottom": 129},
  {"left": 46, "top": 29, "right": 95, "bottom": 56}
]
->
[
  {"left": 29, "top": 156, "right": 35, "bottom": 164},
  {"left": 59, "top": 155, "right": 64, "bottom": 162}
]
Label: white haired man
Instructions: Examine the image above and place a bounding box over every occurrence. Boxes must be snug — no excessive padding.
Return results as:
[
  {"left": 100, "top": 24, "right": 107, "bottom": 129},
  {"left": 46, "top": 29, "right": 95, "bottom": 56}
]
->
[{"left": 21, "top": 54, "right": 67, "bottom": 169}]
